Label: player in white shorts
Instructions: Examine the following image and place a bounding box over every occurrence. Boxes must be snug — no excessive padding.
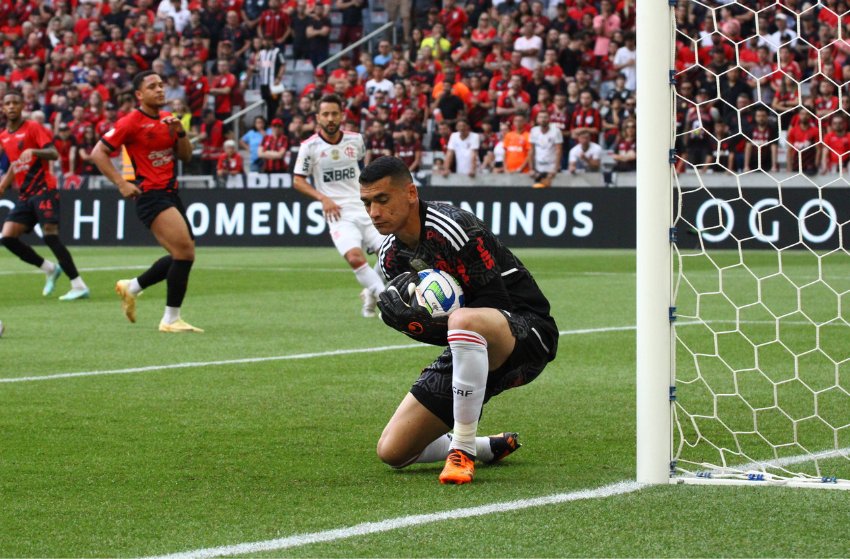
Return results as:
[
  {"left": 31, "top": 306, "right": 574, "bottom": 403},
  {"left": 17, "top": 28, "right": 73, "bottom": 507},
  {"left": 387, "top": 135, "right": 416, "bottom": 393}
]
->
[{"left": 293, "top": 94, "right": 386, "bottom": 317}]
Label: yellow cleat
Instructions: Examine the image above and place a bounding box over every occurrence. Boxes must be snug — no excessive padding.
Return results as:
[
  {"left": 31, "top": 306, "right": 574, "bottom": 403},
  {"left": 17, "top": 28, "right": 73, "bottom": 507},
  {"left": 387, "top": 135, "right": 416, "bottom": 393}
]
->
[
  {"left": 159, "top": 319, "right": 204, "bottom": 333},
  {"left": 115, "top": 280, "right": 137, "bottom": 323},
  {"left": 439, "top": 449, "right": 475, "bottom": 485}
]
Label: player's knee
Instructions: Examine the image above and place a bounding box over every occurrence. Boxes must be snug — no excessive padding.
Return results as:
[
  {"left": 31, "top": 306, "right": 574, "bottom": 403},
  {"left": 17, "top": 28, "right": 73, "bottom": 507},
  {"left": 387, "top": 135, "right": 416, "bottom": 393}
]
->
[
  {"left": 376, "top": 437, "right": 413, "bottom": 469},
  {"left": 42, "top": 224, "right": 59, "bottom": 236},
  {"left": 447, "top": 308, "right": 480, "bottom": 332},
  {"left": 1, "top": 235, "right": 17, "bottom": 248},
  {"left": 344, "top": 250, "right": 367, "bottom": 269}
]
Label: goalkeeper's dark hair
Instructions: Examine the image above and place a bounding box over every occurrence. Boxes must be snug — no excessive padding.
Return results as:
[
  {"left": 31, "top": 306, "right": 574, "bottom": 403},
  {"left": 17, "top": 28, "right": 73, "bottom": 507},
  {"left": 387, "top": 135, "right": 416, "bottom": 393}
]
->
[
  {"left": 359, "top": 156, "right": 413, "bottom": 189},
  {"left": 3, "top": 89, "right": 22, "bottom": 100},
  {"left": 132, "top": 70, "right": 160, "bottom": 92}
]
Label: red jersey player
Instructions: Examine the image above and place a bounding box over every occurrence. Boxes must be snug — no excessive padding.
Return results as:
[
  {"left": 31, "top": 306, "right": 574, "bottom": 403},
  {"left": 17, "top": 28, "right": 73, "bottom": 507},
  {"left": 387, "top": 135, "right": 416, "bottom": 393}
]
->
[
  {"left": 0, "top": 89, "right": 89, "bottom": 300},
  {"left": 90, "top": 70, "right": 202, "bottom": 333}
]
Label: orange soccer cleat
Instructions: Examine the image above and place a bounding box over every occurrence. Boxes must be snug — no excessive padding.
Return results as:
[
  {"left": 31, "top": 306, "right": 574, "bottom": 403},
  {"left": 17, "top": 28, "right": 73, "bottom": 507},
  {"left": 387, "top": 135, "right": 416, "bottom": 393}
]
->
[
  {"left": 439, "top": 449, "right": 476, "bottom": 485},
  {"left": 486, "top": 432, "right": 521, "bottom": 464}
]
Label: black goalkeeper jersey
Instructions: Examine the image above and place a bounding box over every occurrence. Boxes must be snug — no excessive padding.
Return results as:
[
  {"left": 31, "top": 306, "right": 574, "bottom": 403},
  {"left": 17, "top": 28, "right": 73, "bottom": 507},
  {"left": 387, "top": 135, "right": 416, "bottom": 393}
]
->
[{"left": 378, "top": 200, "right": 556, "bottom": 322}]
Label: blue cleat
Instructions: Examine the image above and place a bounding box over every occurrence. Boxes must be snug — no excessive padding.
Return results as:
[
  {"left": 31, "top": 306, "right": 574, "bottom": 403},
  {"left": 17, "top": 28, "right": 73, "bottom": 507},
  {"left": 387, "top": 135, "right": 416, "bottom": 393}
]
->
[
  {"left": 43, "top": 265, "right": 63, "bottom": 296},
  {"left": 58, "top": 288, "right": 90, "bottom": 301}
]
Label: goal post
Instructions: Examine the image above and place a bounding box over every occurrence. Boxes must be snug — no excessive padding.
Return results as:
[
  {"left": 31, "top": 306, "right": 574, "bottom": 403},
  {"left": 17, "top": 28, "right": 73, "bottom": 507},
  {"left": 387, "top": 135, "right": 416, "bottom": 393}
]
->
[
  {"left": 636, "top": 0, "right": 674, "bottom": 485},
  {"left": 637, "top": 0, "right": 850, "bottom": 489}
]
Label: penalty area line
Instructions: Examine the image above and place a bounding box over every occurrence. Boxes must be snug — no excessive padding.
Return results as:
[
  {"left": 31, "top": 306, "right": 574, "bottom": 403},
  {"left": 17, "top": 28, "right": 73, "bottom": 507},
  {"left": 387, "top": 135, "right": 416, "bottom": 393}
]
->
[
  {"left": 1, "top": 325, "right": 635, "bottom": 383},
  {"left": 145, "top": 480, "right": 645, "bottom": 559}
]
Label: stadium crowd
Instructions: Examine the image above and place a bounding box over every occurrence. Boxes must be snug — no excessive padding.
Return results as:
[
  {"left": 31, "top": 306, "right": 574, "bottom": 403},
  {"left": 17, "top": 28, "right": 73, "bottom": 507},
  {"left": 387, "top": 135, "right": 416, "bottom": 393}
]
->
[{"left": 12, "top": 0, "right": 849, "bottom": 187}]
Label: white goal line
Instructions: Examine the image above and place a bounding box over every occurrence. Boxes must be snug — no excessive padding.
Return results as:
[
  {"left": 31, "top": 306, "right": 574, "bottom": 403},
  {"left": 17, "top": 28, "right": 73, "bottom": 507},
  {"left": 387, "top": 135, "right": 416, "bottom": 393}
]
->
[{"left": 144, "top": 481, "right": 645, "bottom": 559}]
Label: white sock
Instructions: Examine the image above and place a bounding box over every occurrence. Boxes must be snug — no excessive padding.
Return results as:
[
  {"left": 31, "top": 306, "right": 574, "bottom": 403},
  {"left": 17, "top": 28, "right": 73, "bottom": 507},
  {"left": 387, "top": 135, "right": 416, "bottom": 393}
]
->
[
  {"left": 128, "top": 278, "right": 143, "bottom": 295},
  {"left": 353, "top": 262, "right": 385, "bottom": 297},
  {"left": 41, "top": 260, "right": 56, "bottom": 275},
  {"left": 70, "top": 277, "right": 87, "bottom": 290},
  {"left": 162, "top": 306, "right": 180, "bottom": 324},
  {"left": 447, "top": 329, "right": 488, "bottom": 456},
  {"left": 415, "top": 433, "right": 495, "bottom": 463}
]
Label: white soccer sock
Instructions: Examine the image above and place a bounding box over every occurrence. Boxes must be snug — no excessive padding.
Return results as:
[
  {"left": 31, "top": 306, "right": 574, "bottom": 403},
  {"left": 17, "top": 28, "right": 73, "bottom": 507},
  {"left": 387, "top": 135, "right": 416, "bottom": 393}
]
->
[
  {"left": 162, "top": 306, "right": 180, "bottom": 324},
  {"left": 447, "top": 329, "right": 488, "bottom": 456},
  {"left": 414, "top": 434, "right": 495, "bottom": 463},
  {"left": 40, "top": 260, "right": 56, "bottom": 275},
  {"left": 70, "top": 277, "right": 87, "bottom": 290},
  {"left": 128, "top": 278, "right": 143, "bottom": 296},
  {"left": 353, "top": 262, "right": 385, "bottom": 297}
]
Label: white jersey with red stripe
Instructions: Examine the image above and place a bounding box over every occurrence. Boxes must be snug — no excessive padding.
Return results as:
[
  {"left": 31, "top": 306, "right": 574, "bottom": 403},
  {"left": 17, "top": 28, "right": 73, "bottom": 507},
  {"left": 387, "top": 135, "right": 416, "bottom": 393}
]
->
[{"left": 293, "top": 130, "right": 366, "bottom": 209}]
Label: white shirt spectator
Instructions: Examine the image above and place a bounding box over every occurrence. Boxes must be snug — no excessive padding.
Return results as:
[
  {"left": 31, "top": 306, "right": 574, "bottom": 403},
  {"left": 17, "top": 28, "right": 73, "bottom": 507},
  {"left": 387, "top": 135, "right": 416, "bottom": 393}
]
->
[
  {"left": 614, "top": 44, "right": 637, "bottom": 91},
  {"left": 568, "top": 140, "right": 604, "bottom": 172},
  {"left": 514, "top": 34, "right": 544, "bottom": 71},
  {"left": 447, "top": 131, "right": 480, "bottom": 175},
  {"left": 759, "top": 14, "right": 797, "bottom": 52},
  {"left": 365, "top": 78, "right": 395, "bottom": 106},
  {"left": 529, "top": 125, "right": 563, "bottom": 173}
]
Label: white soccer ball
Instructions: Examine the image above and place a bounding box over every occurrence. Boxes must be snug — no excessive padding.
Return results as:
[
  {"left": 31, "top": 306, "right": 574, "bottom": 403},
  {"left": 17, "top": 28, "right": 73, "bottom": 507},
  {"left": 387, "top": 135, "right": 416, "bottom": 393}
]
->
[{"left": 414, "top": 269, "right": 465, "bottom": 317}]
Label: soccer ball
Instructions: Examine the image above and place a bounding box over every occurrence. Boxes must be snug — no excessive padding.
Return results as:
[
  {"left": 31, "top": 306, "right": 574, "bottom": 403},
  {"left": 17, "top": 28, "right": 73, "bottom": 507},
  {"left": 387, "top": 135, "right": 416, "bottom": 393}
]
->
[{"left": 414, "top": 269, "right": 465, "bottom": 317}]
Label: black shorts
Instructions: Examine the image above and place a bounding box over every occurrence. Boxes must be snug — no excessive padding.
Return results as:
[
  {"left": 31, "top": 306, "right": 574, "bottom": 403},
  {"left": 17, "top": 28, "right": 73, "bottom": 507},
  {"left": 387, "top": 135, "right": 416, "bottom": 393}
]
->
[
  {"left": 135, "top": 190, "right": 194, "bottom": 239},
  {"left": 409, "top": 310, "right": 559, "bottom": 426},
  {"left": 5, "top": 190, "right": 60, "bottom": 231}
]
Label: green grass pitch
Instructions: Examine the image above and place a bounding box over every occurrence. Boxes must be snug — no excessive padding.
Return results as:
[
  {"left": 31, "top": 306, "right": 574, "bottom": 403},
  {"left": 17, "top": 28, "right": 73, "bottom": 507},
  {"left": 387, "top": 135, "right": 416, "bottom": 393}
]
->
[{"left": 1, "top": 247, "right": 849, "bottom": 557}]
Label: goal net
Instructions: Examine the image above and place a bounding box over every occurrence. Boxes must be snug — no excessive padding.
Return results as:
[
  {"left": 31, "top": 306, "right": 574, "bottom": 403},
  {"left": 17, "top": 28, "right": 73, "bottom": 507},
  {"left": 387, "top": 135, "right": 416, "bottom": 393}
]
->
[{"left": 668, "top": 0, "right": 850, "bottom": 488}]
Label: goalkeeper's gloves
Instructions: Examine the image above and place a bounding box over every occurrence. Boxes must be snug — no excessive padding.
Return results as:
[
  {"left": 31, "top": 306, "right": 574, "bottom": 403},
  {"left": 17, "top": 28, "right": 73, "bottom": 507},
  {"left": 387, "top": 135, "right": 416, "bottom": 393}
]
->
[{"left": 378, "top": 272, "right": 449, "bottom": 346}]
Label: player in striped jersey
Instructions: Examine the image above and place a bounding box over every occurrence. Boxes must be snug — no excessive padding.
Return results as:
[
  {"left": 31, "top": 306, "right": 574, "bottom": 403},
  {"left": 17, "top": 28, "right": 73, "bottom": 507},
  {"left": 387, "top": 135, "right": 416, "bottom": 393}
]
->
[
  {"left": 0, "top": 90, "right": 90, "bottom": 300},
  {"left": 360, "top": 156, "right": 559, "bottom": 484},
  {"left": 293, "top": 94, "right": 385, "bottom": 317}
]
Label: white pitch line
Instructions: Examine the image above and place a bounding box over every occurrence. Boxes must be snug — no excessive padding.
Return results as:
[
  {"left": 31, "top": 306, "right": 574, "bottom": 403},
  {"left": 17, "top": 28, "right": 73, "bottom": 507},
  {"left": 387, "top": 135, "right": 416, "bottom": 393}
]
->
[
  {"left": 0, "top": 325, "right": 635, "bottom": 383},
  {"left": 145, "top": 480, "right": 645, "bottom": 559}
]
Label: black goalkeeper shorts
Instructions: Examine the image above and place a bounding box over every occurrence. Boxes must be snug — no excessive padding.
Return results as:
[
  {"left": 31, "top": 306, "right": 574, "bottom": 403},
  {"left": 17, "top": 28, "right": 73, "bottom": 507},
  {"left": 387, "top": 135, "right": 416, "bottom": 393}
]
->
[
  {"left": 409, "top": 310, "right": 559, "bottom": 427},
  {"left": 135, "top": 190, "right": 194, "bottom": 239}
]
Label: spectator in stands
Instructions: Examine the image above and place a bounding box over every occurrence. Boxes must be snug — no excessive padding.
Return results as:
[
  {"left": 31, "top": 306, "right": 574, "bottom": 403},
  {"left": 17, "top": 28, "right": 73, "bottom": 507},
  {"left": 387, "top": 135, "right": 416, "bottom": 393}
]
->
[
  {"left": 217, "top": 139, "right": 246, "bottom": 188},
  {"left": 611, "top": 119, "right": 637, "bottom": 172},
  {"left": 432, "top": 74, "right": 466, "bottom": 128},
  {"left": 258, "top": 0, "right": 292, "bottom": 44},
  {"left": 258, "top": 118, "right": 289, "bottom": 173},
  {"left": 306, "top": 6, "right": 331, "bottom": 69},
  {"left": 514, "top": 21, "right": 543, "bottom": 71},
  {"left": 420, "top": 23, "right": 452, "bottom": 61},
  {"left": 743, "top": 105, "right": 778, "bottom": 173},
  {"left": 184, "top": 60, "right": 209, "bottom": 130},
  {"left": 364, "top": 120, "right": 394, "bottom": 166},
  {"left": 77, "top": 126, "right": 100, "bottom": 177},
  {"left": 503, "top": 114, "right": 532, "bottom": 174},
  {"left": 240, "top": 115, "right": 269, "bottom": 172},
  {"left": 441, "top": 118, "right": 480, "bottom": 178},
  {"left": 365, "top": 65, "right": 394, "bottom": 106},
  {"left": 199, "top": 110, "right": 225, "bottom": 175},
  {"left": 168, "top": 99, "right": 192, "bottom": 137},
  {"left": 496, "top": 75, "right": 532, "bottom": 123},
  {"left": 289, "top": 1, "right": 312, "bottom": 61},
  {"left": 820, "top": 114, "right": 850, "bottom": 174},
  {"left": 336, "top": 0, "right": 365, "bottom": 60},
  {"left": 393, "top": 123, "right": 422, "bottom": 174},
  {"left": 569, "top": 90, "right": 601, "bottom": 143},
  {"left": 568, "top": 129, "right": 602, "bottom": 174},
  {"left": 529, "top": 109, "right": 563, "bottom": 188},
  {"left": 295, "top": 95, "right": 317, "bottom": 136},
  {"left": 471, "top": 12, "right": 497, "bottom": 52},
  {"left": 374, "top": 40, "right": 393, "bottom": 66},
  {"left": 54, "top": 122, "right": 78, "bottom": 178},
  {"left": 439, "top": 0, "right": 468, "bottom": 44},
  {"left": 786, "top": 109, "right": 820, "bottom": 175},
  {"left": 385, "top": 0, "right": 412, "bottom": 46},
  {"left": 210, "top": 59, "right": 238, "bottom": 129}
]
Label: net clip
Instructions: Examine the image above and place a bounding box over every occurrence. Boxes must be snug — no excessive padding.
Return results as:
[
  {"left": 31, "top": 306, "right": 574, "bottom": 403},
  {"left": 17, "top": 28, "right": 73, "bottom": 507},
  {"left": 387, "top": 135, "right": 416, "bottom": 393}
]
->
[
  {"left": 669, "top": 70, "right": 677, "bottom": 85},
  {"left": 669, "top": 306, "right": 677, "bottom": 322},
  {"left": 822, "top": 476, "right": 838, "bottom": 484},
  {"left": 669, "top": 386, "right": 677, "bottom": 401},
  {"left": 747, "top": 473, "right": 766, "bottom": 481},
  {"left": 668, "top": 148, "right": 677, "bottom": 164},
  {"left": 669, "top": 227, "right": 678, "bottom": 243}
]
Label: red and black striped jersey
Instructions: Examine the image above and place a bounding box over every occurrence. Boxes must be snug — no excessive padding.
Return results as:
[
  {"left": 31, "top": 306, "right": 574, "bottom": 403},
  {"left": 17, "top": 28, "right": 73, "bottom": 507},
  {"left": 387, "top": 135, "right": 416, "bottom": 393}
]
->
[
  {"left": 100, "top": 109, "right": 179, "bottom": 192},
  {"left": 378, "top": 200, "right": 555, "bottom": 321},
  {"left": 261, "top": 133, "right": 289, "bottom": 172},
  {"left": 0, "top": 120, "right": 57, "bottom": 200}
]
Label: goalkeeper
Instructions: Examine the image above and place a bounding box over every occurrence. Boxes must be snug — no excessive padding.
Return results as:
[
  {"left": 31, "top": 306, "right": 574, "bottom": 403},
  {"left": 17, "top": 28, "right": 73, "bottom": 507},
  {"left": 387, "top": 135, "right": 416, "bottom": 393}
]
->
[{"left": 360, "top": 156, "right": 559, "bottom": 484}]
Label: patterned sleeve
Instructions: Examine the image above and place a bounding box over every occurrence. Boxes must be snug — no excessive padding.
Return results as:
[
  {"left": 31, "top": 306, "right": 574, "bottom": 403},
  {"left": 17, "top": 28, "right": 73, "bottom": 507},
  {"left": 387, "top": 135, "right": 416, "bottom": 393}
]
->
[
  {"left": 32, "top": 122, "right": 54, "bottom": 149},
  {"left": 100, "top": 115, "right": 133, "bottom": 152},
  {"left": 292, "top": 139, "right": 312, "bottom": 177}
]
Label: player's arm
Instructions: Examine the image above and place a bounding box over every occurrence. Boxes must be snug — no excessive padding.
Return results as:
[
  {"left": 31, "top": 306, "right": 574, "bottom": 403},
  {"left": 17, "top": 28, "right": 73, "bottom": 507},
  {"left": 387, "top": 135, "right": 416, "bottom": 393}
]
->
[
  {"left": 90, "top": 141, "right": 142, "bottom": 199},
  {"left": 0, "top": 168, "right": 14, "bottom": 195},
  {"left": 25, "top": 146, "right": 59, "bottom": 161},
  {"left": 163, "top": 115, "right": 193, "bottom": 162},
  {"left": 293, "top": 174, "right": 342, "bottom": 222}
]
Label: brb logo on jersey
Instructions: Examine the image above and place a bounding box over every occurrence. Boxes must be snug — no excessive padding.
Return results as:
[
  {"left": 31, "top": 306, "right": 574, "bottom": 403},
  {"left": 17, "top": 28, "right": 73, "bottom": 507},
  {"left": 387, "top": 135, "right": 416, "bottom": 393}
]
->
[{"left": 322, "top": 167, "right": 356, "bottom": 182}]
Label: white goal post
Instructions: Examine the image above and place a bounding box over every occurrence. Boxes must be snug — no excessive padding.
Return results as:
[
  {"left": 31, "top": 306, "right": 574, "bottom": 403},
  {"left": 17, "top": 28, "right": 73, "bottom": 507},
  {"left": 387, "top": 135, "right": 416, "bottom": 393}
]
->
[{"left": 636, "top": 0, "right": 850, "bottom": 489}]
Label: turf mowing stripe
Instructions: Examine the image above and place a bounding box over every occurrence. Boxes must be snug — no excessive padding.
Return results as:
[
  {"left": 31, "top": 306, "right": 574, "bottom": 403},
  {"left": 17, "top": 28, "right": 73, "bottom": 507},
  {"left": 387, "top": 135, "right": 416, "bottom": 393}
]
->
[
  {"left": 0, "top": 325, "right": 636, "bottom": 383},
  {"left": 145, "top": 481, "right": 646, "bottom": 559}
]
